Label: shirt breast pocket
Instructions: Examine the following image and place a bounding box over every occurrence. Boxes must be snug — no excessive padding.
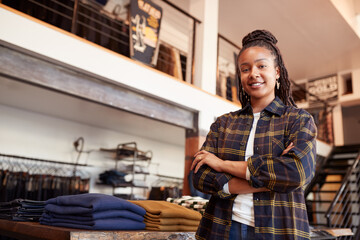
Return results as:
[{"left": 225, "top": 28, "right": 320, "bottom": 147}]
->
[{"left": 272, "top": 129, "right": 290, "bottom": 157}]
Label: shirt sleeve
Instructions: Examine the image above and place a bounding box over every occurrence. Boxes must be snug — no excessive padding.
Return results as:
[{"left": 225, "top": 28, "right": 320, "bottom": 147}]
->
[
  {"left": 247, "top": 110, "right": 317, "bottom": 193},
  {"left": 192, "top": 117, "right": 234, "bottom": 199},
  {"left": 223, "top": 182, "right": 230, "bottom": 194}
]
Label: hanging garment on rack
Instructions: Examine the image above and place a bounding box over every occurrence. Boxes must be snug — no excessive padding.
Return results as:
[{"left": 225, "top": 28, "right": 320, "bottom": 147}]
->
[
  {"left": 40, "top": 193, "right": 146, "bottom": 230},
  {"left": 148, "top": 186, "right": 182, "bottom": 200},
  {"left": 0, "top": 170, "right": 90, "bottom": 202}
]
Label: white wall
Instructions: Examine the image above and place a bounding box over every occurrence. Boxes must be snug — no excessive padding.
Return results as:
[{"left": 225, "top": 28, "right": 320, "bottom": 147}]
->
[{"left": 0, "top": 103, "right": 185, "bottom": 196}]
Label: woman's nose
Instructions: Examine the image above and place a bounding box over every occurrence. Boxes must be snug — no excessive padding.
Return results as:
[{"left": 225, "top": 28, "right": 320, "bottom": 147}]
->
[{"left": 249, "top": 67, "right": 260, "bottom": 79}]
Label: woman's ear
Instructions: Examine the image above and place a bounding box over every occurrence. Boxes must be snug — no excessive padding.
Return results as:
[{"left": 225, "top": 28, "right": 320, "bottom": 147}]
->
[{"left": 275, "top": 66, "right": 280, "bottom": 79}]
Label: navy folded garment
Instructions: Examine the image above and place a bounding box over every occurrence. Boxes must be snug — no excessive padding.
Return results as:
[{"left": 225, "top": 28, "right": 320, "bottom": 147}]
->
[
  {"left": 40, "top": 217, "right": 146, "bottom": 230},
  {"left": 0, "top": 214, "right": 13, "bottom": 220},
  {"left": 41, "top": 212, "right": 143, "bottom": 226},
  {"left": 45, "top": 209, "right": 144, "bottom": 222},
  {"left": 0, "top": 199, "right": 22, "bottom": 208},
  {"left": 13, "top": 214, "right": 42, "bottom": 222},
  {"left": 46, "top": 193, "right": 145, "bottom": 216},
  {"left": 0, "top": 207, "right": 20, "bottom": 213},
  {"left": 17, "top": 208, "right": 44, "bottom": 214}
]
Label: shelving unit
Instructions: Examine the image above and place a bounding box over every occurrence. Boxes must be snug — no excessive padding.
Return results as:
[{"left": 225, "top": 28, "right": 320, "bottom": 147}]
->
[{"left": 100, "top": 142, "right": 152, "bottom": 199}]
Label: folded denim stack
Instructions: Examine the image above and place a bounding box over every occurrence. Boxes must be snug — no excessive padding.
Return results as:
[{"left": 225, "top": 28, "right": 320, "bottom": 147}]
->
[
  {"left": 0, "top": 199, "right": 45, "bottom": 221},
  {"left": 40, "top": 193, "right": 146, "bottom": 230},
  {"left": 99, "top": 169, "right": 130, "bottom": 186},
  {"left": 166, "top": 196, "right": 208, "bottom": 215},
  {"left": 130, "top": 200, "right": 201, "bottom": 231}
]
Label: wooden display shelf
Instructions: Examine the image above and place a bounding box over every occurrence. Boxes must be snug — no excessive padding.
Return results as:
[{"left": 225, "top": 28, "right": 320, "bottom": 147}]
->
[
  {"left": 0, "top": 219, "right": 196, "bottom": 240},
  {"left": 0, "top": 219, "right": 353, "bottom": 240}
]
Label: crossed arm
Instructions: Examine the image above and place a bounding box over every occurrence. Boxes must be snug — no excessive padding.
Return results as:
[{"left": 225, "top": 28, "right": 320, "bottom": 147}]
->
[{"left": 190, "top": 143, "right": 294, "bottom": 194}]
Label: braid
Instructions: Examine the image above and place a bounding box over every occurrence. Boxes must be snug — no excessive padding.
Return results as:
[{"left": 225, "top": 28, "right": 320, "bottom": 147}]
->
[{"left": 236, "top": 30, "right": 297, "bottom": 107}]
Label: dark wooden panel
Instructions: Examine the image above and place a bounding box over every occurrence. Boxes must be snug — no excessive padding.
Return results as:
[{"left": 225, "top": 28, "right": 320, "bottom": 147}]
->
[
  {"left": 0, "top": 219, "right": 197, "bottom": 240},
  {"left": 0, "top": 220, "right": 70, "bottom": 240},
  {"left": 0, "top": 44, "right": 196, "bottom": 129}
]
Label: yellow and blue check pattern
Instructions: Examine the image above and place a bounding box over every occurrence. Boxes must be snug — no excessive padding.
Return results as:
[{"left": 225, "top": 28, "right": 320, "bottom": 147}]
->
[{"left": 192, "top": 97, "right": 317, "bottom": 240}]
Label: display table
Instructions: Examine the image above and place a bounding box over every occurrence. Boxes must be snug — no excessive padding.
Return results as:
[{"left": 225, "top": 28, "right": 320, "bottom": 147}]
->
[
  {"left": 0, "top": 219, "right": 353, "bottom": 240},
  {"left": 0, "top": 219, "right": 195, "bottom": 240}
]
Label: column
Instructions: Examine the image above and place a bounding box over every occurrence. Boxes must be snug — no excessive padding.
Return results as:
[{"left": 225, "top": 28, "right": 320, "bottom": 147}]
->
[{"left": 190, "top": 0, "right": 219, "bottom": 94}]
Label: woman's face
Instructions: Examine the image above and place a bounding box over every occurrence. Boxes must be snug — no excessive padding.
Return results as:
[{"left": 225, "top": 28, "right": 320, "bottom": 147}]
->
[{"left": 238, "top": 46, "right": 280, "bottom": 104}]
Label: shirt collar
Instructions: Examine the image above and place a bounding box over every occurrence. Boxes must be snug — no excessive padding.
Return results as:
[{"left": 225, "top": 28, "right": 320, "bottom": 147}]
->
[
  {"left": 238, "top": 96, "right": 286, "bottom": 116},
  {"left": 264, "top": 96, "right": 286, "bottom": 116}
]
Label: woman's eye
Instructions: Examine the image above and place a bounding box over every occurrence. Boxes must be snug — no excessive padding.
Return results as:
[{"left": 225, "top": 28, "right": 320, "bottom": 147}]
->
[
  {"left": 241, "top": 68, "right": 249, "bottom": 73},
  {"left": 259, "top": 65, "right": 267, "bottom": 69}
]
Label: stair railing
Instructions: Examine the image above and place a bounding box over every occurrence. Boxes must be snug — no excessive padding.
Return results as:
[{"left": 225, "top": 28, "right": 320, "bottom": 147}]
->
[
  {"left": 304, "top": 154, "right": 330, "bottom": 198},
  {"left": 325, "top": 151, "right": 360, "bottom": 239}
]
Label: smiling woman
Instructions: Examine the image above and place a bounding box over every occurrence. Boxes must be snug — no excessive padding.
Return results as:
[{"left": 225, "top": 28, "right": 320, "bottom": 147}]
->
[
  {"left": 238, "top": 46, "right": 280, "bottom": 113},
  {"left": 191, "top": 29, "right": 317, "bottom": 240}
]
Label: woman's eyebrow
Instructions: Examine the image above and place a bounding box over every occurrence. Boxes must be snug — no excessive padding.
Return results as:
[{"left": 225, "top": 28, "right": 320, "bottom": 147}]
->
[{"left": 239, "top": 58, "right": 269, "bottom": 66}]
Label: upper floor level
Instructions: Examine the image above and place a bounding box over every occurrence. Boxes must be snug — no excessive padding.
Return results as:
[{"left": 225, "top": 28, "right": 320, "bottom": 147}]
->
[{"left": 1, "top": 0, "right": 360, "bottom": 145}]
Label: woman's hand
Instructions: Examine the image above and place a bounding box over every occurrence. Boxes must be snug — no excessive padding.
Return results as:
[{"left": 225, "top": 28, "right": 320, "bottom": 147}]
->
[
  {"left": 281, "top": 142, "right": 294, "bottom": 156},
  {"left": 191, "top": 150, "right": 223, "bottom": 173}
]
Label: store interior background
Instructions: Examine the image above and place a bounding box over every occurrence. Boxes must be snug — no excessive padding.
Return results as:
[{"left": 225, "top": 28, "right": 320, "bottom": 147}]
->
[{"left": 0, "top": 0, "right": 360, "bottom": 202}]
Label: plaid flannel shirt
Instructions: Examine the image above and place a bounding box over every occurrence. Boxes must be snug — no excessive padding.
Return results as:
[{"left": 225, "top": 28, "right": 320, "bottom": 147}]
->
[{"left": 192, "top": 97, "right": 317, "bottom": 240}]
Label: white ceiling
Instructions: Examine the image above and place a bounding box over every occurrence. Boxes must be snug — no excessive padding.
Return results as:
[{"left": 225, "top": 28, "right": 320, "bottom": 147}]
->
[{"left": 218, "top": 0, "right": 360, "bottom": 80}]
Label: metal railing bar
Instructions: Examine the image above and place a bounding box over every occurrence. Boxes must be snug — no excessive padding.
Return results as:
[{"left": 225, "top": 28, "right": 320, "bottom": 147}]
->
[
  {"left": 218, "top": 34, "right": 241, "bottom": 50},
  {"left": 160, "top": 0, "right": 201, "bottom": 23},
  {"left": 28, "top": 0, "right": 74, "bottom": 20},
  {"left": 77, "top": 1, "right": 128, "bottom": 29},
  {"left": 76, "top": 12, "right": 129, "bottom": 38},
  {"left": 338, "top": 195, "right": 353, "bottom": 227},
  {"left": 333, "top": 184, "right": 351, "bottom": 227},
  {"left": 76, "top": 21, "right": 129, "bottom": 46},
  {"left": 156, "top": 57, "right": 187, "bottom": 66},
  {"left": 51, "top": 0, "right": 74, "bottom": 12},
  {"left": 326, "top": 153, "right": 360, "bottom": 220}
]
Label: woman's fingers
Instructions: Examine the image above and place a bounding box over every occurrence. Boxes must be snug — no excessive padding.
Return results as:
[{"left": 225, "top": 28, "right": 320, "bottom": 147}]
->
[
  {"left": 191, "top": 151, "right": 206, "bottom": 170},
  {"left": 281, "top": 142, "right": 294, "bottom": 156},
  {"left": 193, "top": 150, "right": 208, "bottom": 158}
]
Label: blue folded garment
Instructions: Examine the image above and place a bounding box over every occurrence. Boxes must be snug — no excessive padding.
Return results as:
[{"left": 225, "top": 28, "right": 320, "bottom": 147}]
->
[
  {"left": 41, "top": 213, "right": 143, "bottom": 226},
  {"left": 40, "top": 217, "right": 146, "bottom": 230},
  {"left": 46, "top": 193, "right": 145, "bottom": 216},
  {"left": 43, "top": 209, "right": 144, "bottom": 222}
]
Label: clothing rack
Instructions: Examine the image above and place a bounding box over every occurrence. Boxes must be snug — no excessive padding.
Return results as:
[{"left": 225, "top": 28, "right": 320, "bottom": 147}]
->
[
  {"left": 0, "top": 153, "right": 89, "bottom": 167},
  {"left": 0, "top": 153, "right": 91, "bottom": 202},
  {"left": 152, "top": 174, "right": 183, "bottom": 188}
]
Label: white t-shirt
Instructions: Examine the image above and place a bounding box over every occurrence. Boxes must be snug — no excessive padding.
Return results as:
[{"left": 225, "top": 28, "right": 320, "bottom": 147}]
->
[{"left": 223, "top": 112, "right": 261, "bottom": 227}]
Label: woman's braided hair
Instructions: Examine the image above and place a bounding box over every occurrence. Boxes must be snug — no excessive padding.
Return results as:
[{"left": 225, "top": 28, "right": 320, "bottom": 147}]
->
[{"left": 236, "top": 29, "right": 297, "bottom": 107}]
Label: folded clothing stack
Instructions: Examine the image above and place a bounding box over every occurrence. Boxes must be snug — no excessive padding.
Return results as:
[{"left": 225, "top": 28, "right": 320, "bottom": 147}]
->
[
  {"left": 130, "top": 200, "right": 201, "bottom": 231},
  {"left": 166, "top": 196, "right": 208, "bottom": 215},
  {"left": 0, "top": 199, "right": 45, "bottom": 221},
  {"left": 99, "top": 170, "right": 129, "bottom": 186},
  {"left": 40, "top": 193, "right": 146, "bottom": 230}
]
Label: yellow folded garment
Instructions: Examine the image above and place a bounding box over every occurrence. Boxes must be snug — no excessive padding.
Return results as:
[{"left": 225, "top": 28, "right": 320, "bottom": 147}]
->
[
  {"left": 144, "top": 215, "right": 200, "bottom": 226},
  {"left": 145, "top": 223, "right": 198, "bottom": 231},
  {"left": 130, "top": 200, "right": 202, "bottom": 220}
]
